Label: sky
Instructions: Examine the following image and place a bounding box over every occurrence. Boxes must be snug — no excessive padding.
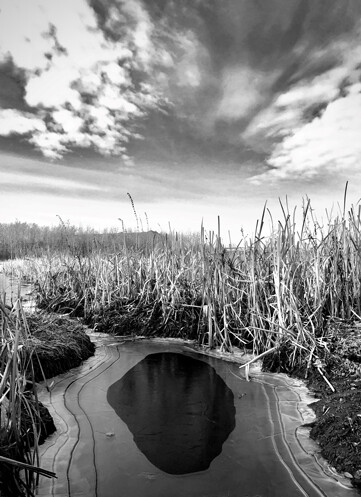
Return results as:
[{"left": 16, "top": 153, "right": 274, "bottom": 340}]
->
[{"left": 0, "top": 0, "right": 361, "bottom": 241}]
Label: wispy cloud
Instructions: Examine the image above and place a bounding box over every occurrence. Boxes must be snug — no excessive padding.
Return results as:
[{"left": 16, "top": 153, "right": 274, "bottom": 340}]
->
[
  {"left": 0, "top": 170, "right": 102, "bottom": 193},
  {"left": 215, "top": 66, "right": 278, "bottom": 122}
]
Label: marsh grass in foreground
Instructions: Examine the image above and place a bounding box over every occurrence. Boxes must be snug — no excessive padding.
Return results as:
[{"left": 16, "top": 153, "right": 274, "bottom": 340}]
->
[
  {"left": 0, "top": 299, "right": 56, "bottom": 497},
  {"left": 0, "top": 296, "right": 95, "bottom": 496}
]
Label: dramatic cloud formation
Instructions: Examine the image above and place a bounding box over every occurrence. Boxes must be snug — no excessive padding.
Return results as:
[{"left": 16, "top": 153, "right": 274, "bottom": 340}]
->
[
  {"left": 0, "top": 0, "right": 175, "bottom": 159},
  {"left": 1, "top": 0, "right": 361, "bottom": 236},
  {"left": 245, "top": 24, "right": 361, "bottom": 183}
]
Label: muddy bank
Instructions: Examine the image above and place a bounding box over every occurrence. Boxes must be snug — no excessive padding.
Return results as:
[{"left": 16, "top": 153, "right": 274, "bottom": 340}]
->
[
  {"left": 307, "top": 321, "right": 361, "bottom": 490},
  {"left": 264, "top": 319, "right": 361, "bottom": 491}
]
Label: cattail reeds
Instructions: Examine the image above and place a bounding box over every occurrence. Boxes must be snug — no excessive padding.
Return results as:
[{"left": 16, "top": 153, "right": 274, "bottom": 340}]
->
[{"left": 11, "top": 194, "right": 361, "bottom": 374}]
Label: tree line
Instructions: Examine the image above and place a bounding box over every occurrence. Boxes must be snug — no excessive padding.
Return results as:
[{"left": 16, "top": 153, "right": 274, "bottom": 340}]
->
[{"left": 0, "top": 221, "right": 167, "bottom": 260}]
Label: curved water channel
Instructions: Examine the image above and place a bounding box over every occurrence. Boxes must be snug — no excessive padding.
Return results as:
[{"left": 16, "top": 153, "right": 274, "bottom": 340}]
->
[{"left": 36, "top": 337, "right": 359, "bottom": 497}]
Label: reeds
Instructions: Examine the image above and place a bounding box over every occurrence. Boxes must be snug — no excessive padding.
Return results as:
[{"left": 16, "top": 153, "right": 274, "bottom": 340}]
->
[
  {"left": 0, "top": 298, "right": 56, "bottom": 497},
  {"left": 12, "top": 196, "right": 361, "bottom": 372}
]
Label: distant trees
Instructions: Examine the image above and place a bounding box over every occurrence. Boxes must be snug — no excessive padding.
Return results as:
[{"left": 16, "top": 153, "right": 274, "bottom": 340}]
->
[
  {"left": 0, "top": 221, "right": 94, "bottom": 259},
  {"left": 0, "top": 221, "right": 167, "bottom": 260}
]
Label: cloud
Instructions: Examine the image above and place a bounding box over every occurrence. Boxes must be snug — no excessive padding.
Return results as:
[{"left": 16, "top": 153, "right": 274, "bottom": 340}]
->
[
  {"left": 2, "top": 0, "right": 361, "bottom": 168},
  {"left": 0, "top": 0, "right": 172, "bottom": 160},
  {"left": 0, "top": 170, "right": 102, "bottom": 193},
  {"left": 0, "top": 0, "right": 286, "bottom": 160},
  {"left": 261, "top": 88, "right": 361, "bottom": 181},
  {"left": 216, "top": 66, "right": 278, "bottom": 121},
  {"left": 0, "top": 109, "right": 46, "bottom": 135},
  {"left": 173, "top": 31, "right": 204, "bottom": 89},
  {"left": 246, "top": 27, "right": 361, "bottom": 183}
]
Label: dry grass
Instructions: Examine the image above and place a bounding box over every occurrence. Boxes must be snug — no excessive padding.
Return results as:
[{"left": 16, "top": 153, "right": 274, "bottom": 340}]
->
[
  {"left": 0, "top": 296, "right": 94, "bottom": 496},
  {"left": 12, "top": 195, "right": 361, "bottom": 373},
  {"left": 25, "top": 313, "right": 95, "bottom": 380},
  {"left": 0, "top": 299, "right": 56, "bottom": 497}
]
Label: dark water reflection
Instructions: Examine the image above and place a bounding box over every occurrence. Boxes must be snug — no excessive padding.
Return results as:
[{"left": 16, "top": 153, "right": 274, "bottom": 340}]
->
[{"left": 107, "top": 352, "right": 235, "bottom": 474}]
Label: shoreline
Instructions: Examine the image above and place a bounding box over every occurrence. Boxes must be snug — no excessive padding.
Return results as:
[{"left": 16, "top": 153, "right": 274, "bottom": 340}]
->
[
  {"left": 1, "top": 312, "right": 360, "bottom": 495},
  {"left": 93, "top": 333, "right": 361, "bottom": 492},
  {"left": 187, "top": 341, "right": 361, "bottom": 491},
  {"left": 43, "top": 329, "right": 361, "bottom": 493},
  {"left": 36, "top": 333, "right": 360, "bottom": 497}
]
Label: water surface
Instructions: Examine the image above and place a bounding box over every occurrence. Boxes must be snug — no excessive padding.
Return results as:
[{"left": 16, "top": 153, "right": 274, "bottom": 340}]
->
[
  {"left": 36, "top": 339, "right": 360, "bottom": 497},
  {"left": 0, "top": 271, "right": 34, "bottom": 308},
  {"left": 107, "top": 352, "right": 235, "bottom": 474}
]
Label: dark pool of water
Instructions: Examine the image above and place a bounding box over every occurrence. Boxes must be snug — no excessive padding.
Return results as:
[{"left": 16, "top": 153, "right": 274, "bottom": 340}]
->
[{"left": 107, "top": 352, "right": 236, "bottom": 475}]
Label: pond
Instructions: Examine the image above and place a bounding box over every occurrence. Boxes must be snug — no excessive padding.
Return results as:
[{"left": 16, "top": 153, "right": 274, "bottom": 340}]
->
[{"left": 36, "top": 338, "right": 359, "bottom": 497}]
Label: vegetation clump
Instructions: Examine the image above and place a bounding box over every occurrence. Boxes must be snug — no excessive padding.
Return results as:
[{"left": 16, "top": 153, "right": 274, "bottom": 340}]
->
[
  {"left": 0, "top": 301, "right": 95, "bottom": 497},
  {"left": 25, "top": 314, "right": 95, "bottom": 380}
]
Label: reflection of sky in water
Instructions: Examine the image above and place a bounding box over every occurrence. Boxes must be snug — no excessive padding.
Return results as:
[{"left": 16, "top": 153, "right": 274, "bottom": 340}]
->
[{"left": 107, "top": 352, "right": 235, "bottom": 474}]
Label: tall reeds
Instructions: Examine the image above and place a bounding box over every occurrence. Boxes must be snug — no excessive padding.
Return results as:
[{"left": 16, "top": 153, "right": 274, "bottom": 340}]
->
[
  {"left": 0, "top": 298, "right": 55, "bottom": 496},
  {"left": 10, "top": 197, "right": 361, "bottom": 371}
]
